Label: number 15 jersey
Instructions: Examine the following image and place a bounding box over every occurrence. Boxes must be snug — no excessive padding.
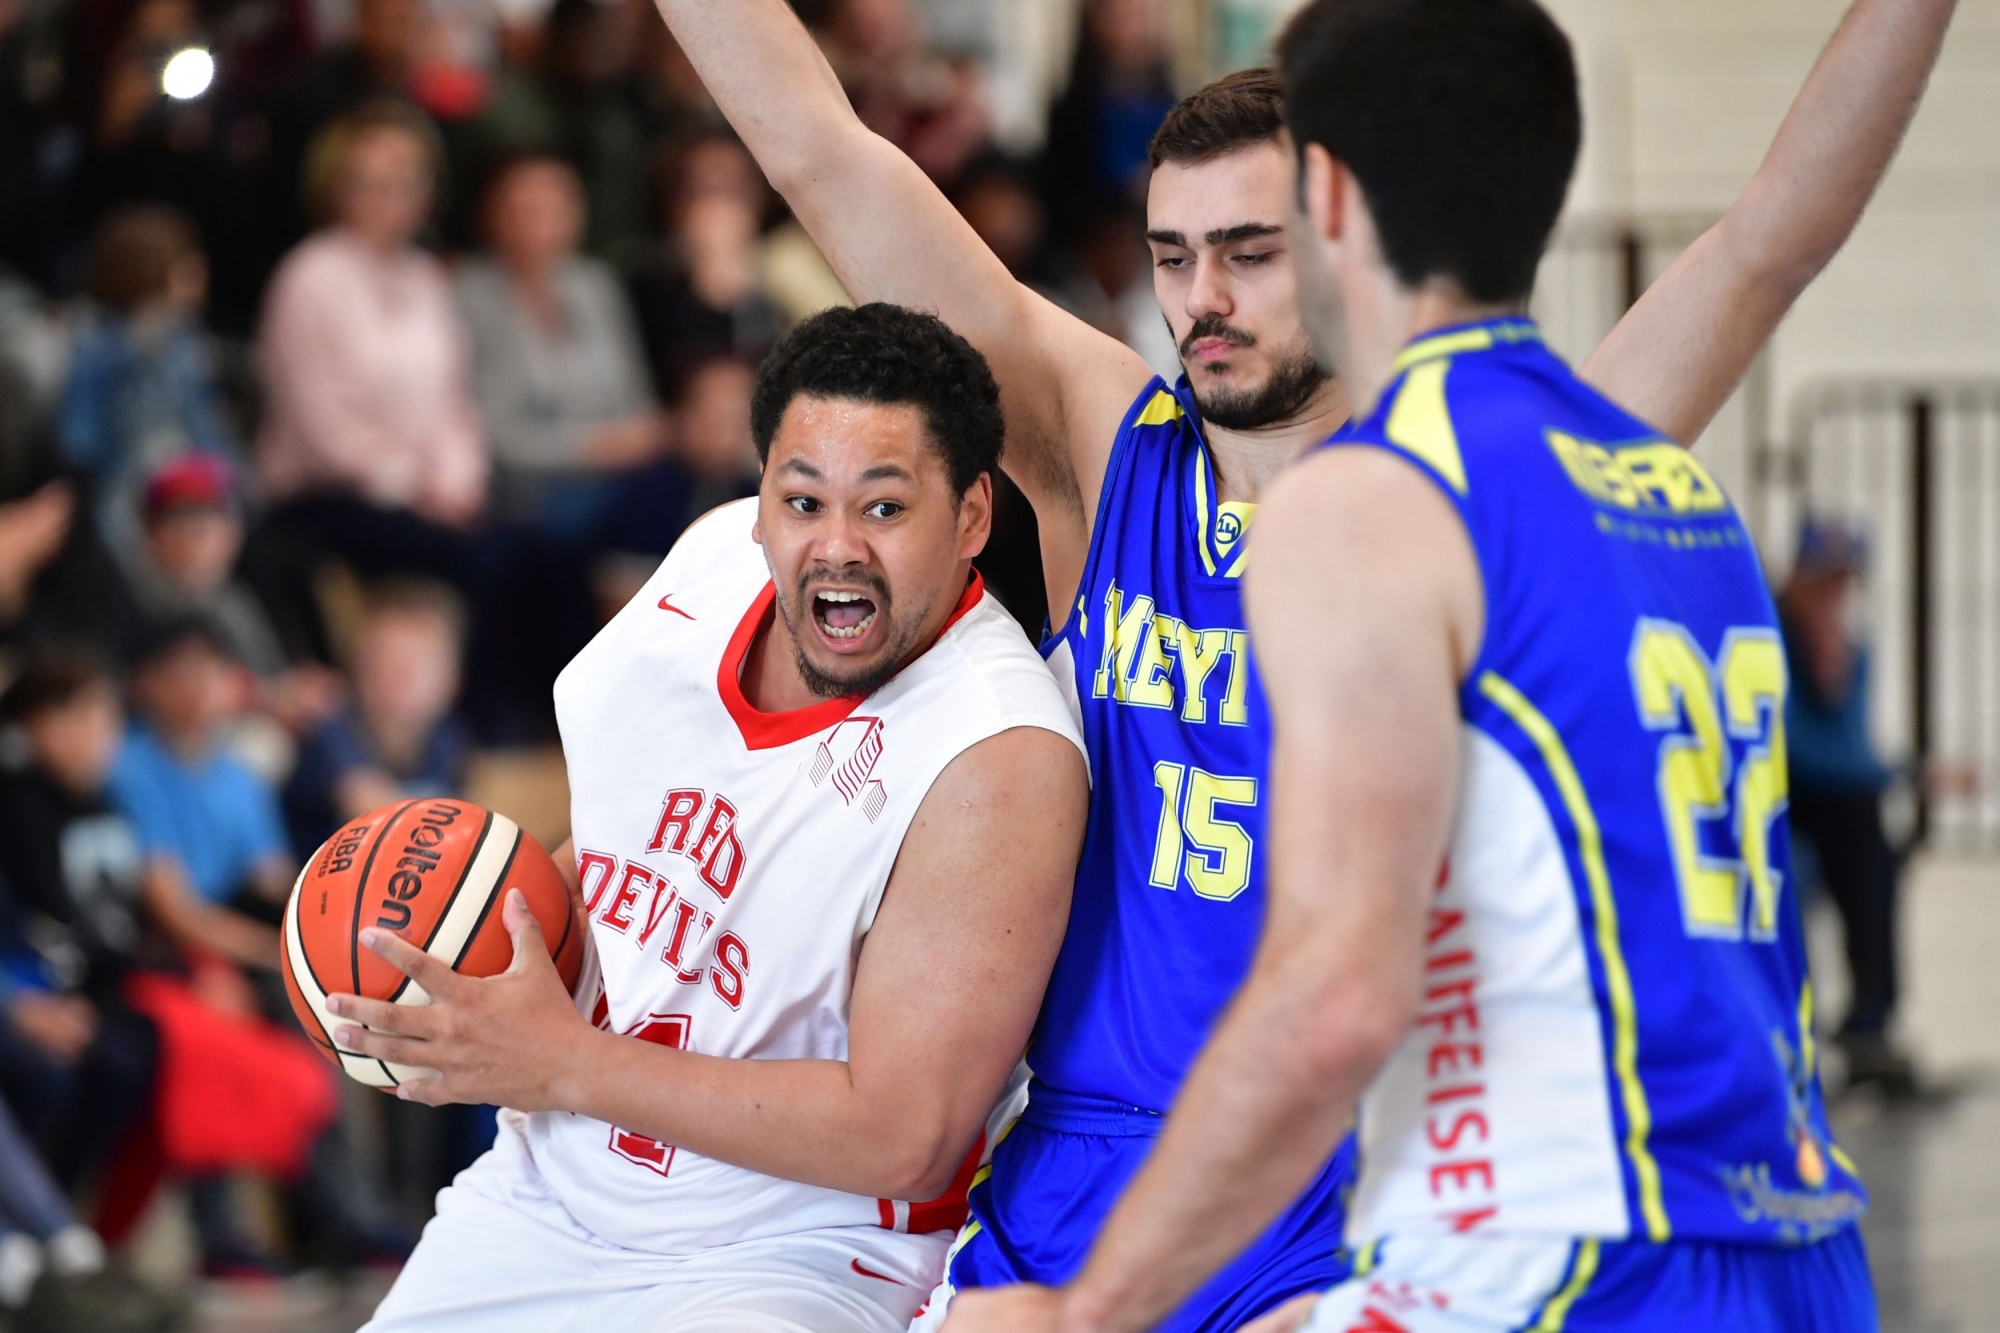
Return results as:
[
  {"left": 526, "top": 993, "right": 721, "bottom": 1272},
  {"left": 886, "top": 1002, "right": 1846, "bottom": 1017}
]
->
[{"left": 1331, "top": 318, "right": 1866, "bottom": 1249}]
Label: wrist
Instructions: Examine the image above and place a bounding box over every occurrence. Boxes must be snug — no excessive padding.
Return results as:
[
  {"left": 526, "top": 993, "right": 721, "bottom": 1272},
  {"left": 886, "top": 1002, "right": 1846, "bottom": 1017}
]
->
[
  {"left": 1056, "top": 1282, "right": 1121, "bottom": 1333},
  {"left": 546, "top": 1022, "right": 603, "bottom": 1114}
]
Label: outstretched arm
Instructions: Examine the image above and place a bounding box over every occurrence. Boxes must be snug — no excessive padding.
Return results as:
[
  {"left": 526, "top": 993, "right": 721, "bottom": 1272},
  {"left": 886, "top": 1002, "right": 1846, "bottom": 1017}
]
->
[
  {"left": 943, "top": 452, "right": 1483, "bottom": 1333},
  {"left": 656, "top": 0, "right": 1151, "bottom": 552},
  {"left": 330, "top": 726, "right": 1089, "bottom": 1203},
  {"left": 1583, "top": 0, "right": 1959, "bottom": 443}
]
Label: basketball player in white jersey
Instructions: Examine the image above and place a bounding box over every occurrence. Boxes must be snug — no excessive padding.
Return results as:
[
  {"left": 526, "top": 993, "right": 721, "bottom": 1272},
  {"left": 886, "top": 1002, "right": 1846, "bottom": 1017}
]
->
[{"left": 326, "top": 304, "right": 1090, "bottom": 1333}]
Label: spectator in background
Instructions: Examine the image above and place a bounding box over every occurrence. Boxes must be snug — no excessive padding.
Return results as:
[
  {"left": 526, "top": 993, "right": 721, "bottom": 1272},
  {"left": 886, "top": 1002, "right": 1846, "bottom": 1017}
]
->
[
  {"left": 58, "top": 204, "right": 238, "bottom": 564},
  {"left": 473, "top": 0, "right": 654, "bottom": 269},
  {"left": 284, "top": 579, "right": 470, "bottom": 859},
  {"left": 1779, "top": 518, "right": 1920, "bottom": 1096},
  {"left": 67, "top": 0, "right": 270, "bottom": 333},
  {"left": 1041, "top": 0, "right": 1176, "bottom": 244},
  {"left": 627, "top": 131, "right": 784, "bottom": 401},
  {"left": 0, "top": 648, "right": 158, "bottom": 1199},
  {"left": 258, "top": 100, "right": 485, "bottom": 533},
  {"left": 122, "top": 456, "right": 343, "bottom": 733},
  {"left": 457, "top": 153, "right": 667, "bottom": 536},
  {"left": 107, "top": 618, "right": 289, "bottom": 973}
]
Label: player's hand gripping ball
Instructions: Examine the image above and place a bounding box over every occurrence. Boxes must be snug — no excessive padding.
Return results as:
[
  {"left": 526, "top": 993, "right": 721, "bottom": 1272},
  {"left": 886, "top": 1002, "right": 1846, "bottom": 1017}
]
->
[{"left": 280, "top": 798, "right": 584, "bottom": 1089}]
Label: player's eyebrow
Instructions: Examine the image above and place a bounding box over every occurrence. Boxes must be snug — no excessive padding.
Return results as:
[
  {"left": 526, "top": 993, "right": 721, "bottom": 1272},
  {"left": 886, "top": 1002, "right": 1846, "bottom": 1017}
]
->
[
  {"left": 859, "top": 463, "right": 916, "bottom": 482},
  {"left": 1144, "top": 229, "right": 1189, "bottom": 248},
  {"left": 1206, "top": 222, "right": 1284, "bottom": 245},
  {"left": 776, "top": 458, "right": 823, "bottom": 479}
]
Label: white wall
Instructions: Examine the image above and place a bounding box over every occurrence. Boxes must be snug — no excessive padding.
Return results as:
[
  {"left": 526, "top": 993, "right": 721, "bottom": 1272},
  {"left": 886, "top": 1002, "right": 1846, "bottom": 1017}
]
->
[{"left": 1544, "top": 0, "right": 2000, "bottom": 412}]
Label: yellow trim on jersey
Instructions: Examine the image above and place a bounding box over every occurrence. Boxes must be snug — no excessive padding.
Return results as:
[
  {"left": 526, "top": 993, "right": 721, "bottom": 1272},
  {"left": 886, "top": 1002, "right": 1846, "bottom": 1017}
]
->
[
  {"left": 1393, "top": 326, "right": 1495, "bottom": 372},
  {"left": 1386, "top": 359, "right": 1469, "bottom": 494},
  {"left": 1831, "top": 1144, "right": 1860, "bottom": 1176},
  {"left": 1136, "top": 389, "right": 1184, "bottom": 427},
  {"left": 1799, "top": 981, "right": 1817, "bottom": 1080},
  {"left": 1478, "top": 671, "right": 1672, "bottom": 1242},
  {"left": 1530, "top": 1239, "right": 1602, "bottom": 1332},
  {"left": 1352, "top": 1239, "right": 1382, "bottom": 1276},
  {"left": 1191, "top": 447, "right": 1219, "bottom": 577}
]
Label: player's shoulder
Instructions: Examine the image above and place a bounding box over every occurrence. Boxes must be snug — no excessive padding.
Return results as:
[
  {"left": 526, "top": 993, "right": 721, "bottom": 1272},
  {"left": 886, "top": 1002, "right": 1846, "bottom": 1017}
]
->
[{"left": 912, "top": 588, "right": 1084, "bottom": 755}]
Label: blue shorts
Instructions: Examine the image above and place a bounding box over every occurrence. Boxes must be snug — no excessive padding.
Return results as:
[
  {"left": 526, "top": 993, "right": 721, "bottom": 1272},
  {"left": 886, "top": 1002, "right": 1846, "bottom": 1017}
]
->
[
  {"left": 1302, "top": 1225, "right": 1876, "bottom": 1332},
  {"left": 935, "top": 1085, "right": 1355, "bottom": 1333}
]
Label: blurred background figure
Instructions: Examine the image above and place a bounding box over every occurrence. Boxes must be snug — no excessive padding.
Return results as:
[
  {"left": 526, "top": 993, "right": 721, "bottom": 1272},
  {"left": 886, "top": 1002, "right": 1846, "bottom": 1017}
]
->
[
  {"left": 283, "top": 578, "right": 469, "bottom": 860},
  {"left": 457, "top": 152, "right": 666, "bottom": 540},
  {"left": 1779, "top": 518, "right": 1923, "bottom": 1097},
  {"left": 627, "top": 131, "right": 784, "bottom": 401},
  {"left": 57, "top": 205, "right": 236, "bottom": 566},
  {"left": 1041, "top": 0, "right": 1175, "bottom": 246}
]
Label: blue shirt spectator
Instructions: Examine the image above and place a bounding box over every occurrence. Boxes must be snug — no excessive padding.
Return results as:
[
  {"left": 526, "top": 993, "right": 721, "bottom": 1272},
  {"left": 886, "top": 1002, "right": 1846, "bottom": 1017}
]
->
[
  {"left": 107, "top": 720, "right": 287, "bottom": 906},
  {"left": 285, "top": 709, "right": 471, "bottom": 859}
]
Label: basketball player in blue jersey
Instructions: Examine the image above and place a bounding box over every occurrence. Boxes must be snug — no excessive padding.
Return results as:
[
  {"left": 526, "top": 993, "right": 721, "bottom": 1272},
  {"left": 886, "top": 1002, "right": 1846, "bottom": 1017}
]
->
[
  {"left": 653, "top": 2, "right": 1953, "bottom": 1328},
  {"left": 939, "top": 0, "right": 1955, "bottom": 1330}
]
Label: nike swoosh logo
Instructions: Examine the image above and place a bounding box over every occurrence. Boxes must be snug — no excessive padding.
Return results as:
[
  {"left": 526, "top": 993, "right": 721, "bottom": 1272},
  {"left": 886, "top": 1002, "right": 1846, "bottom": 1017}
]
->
[
  {"left": 657, "top": 595, "right": 695, "bottom": 620},
  {"left": 850, "top": 1258, "right": 906, "bottom": 1285}
]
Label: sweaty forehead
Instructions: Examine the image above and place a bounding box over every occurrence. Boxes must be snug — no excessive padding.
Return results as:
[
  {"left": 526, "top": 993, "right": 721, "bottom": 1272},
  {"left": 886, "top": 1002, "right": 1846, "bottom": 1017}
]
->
[
  {"left": 1146, "top": 143, "right": 1294, "bottom": 243},
  {"left": 766, "top": 395, "right": 946, "bottom": 486}
]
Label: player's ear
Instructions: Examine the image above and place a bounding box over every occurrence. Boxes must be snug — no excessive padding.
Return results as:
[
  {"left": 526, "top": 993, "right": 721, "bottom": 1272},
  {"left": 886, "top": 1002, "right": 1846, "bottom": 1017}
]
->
[
  {"left": 1300, "top": 142, "right": 1346, "bottom": 246},
  {"left": 955, "top": 473, "right": 994, "bottom": 561}
]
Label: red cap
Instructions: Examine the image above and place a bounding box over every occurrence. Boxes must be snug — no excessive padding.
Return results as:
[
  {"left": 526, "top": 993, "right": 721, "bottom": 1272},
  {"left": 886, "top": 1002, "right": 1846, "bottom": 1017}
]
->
[{"left": 143, "top": 454, "right": 234, "bottom": 521}]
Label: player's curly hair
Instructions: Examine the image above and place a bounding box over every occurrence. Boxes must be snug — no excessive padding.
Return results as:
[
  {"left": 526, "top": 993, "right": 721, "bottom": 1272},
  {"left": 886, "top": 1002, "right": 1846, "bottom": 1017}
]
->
[{"left": 749, "top": 304, "right": 1004, "bottom": 499}]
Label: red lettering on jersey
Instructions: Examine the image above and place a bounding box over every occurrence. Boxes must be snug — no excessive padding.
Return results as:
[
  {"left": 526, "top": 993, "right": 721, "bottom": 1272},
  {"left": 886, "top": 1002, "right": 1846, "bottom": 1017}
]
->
[
  {"left": 693, "top": 798, "right": 743, "bottom": 899},
  {"left": 649, "top": 789, "right": 706, "bottom": 855},
  {"left": 607, "top": 1013, "right": 691, "bottom": 1175},
  {"left": 659, "top": 896, "right": 700, "bottom": 969},
  {"left": 1344, "top": 1308, "right": 1412, "bottom": 1333},
  {"left": 709, "top": 931, "right": 749, "bottom": 1009},
  {"left": 1425, "top": 1110, "right": 1488, "bottom": 1153},
  {"left": 636, "top": 880, "right": 681, "bottom": 949},
  {"left": 677, "top": 912, "right": 716, "bottom": 984},
  {"left": 598, "top": 861, "right": 652, "bottom": 932},
  {"left": 1426, "top": 908, "right": 1465, "bottom": 946},
  {"left": 577, "top": 850, "right": 617, "bottom": 914}
]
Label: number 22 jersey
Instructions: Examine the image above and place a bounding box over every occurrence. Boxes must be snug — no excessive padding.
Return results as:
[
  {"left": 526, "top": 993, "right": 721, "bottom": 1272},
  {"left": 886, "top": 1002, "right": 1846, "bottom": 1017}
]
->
[{"left": 1331, "top": 318, "right": 1866, "bottom": 1248}]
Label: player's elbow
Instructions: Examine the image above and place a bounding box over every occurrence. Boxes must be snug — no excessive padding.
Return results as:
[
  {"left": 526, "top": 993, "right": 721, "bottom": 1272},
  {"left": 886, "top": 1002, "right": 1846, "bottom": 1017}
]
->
[
  {"left": 1293, "top": 971, "right": 1419, "bottom": 1091},
  {"left": 874, "top": 1124, "right": 968, "bottom": 1203}
]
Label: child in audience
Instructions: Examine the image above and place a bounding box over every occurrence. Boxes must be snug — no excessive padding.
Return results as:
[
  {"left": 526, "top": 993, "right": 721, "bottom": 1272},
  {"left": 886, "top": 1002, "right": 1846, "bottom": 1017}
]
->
[{"left": 285, "top": 579, "right": 471, "bottom": 857}]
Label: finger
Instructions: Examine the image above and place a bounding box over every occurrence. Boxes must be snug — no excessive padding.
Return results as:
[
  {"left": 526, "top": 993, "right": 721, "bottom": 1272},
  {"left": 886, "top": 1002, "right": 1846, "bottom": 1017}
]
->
[
  {"left": 332, "top": 1025, "right": 436, "bottom": 1068},
  {"left": 360, "top": 928, "right": 460, "bottom": 998},
  {"left": 325, "top": 992, "right": 442, "bottom": 1039},
  {"left": 395, "top": 1073, "right": 452, "bottom": 1106},
  {"left": 503, "top": 889, "right": 550, "bottom": 977}
]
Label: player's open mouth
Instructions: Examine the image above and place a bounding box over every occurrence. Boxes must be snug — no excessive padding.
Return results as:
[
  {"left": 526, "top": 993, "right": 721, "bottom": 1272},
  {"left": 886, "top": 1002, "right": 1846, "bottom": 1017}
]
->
[{"left": 812, "top": 590, "right": 879, "bottom": 645}]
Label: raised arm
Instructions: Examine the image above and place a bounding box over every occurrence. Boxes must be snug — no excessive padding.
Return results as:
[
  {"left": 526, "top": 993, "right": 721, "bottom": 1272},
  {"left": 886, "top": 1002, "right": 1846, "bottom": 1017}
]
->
[
  {"left": 655, "top": 0, "right": 1152, "bottom": 545},
  {"left": 332, "top": 725, "right": 1089, "bottom": 1202},
  {"left": 1583, "top": 0, "right": 1958, "bottom": 444}
]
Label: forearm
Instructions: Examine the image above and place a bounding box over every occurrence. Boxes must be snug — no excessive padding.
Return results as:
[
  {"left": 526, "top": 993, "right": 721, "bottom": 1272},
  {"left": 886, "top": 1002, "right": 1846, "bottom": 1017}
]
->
[
  {"left": 1061, "top": 954, "right": 1389, "bottom": 1333},
  {"left": 1584, "top": 0, "right": 1956, "bottom": 443},
  {"left": 559, "top": 1028, "right": 965, "bottom": 1200},
  {"left": 654, "top": 0, "right": 857, "bottom": 187}
]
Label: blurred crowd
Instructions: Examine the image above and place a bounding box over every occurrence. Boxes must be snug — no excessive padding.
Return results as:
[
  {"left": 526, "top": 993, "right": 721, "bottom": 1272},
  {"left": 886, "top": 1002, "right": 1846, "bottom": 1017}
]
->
[{"left": 0, "top": 0, "right": 1195, "bottom": 1323}]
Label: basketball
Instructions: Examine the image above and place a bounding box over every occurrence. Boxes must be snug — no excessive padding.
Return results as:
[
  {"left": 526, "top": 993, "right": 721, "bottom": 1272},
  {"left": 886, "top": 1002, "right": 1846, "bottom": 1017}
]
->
[{"left": 281, "top": 798, "right": 585, "bottom": 1089}]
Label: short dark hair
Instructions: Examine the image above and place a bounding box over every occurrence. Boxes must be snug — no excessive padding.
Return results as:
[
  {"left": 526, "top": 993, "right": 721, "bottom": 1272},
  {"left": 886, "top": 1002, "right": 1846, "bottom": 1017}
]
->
[
  {"left": 1278, "top": 0, "right": 1580, "bottom": 304},
  {"left": 88, "top": 205, "right": 201, "bottom": 313},
  {"left": 2, "top": 643, "right": 114, "bottom": 723},
  {"left": 749, "top": 304, "right": 1004, "bottom": 497},
  {"left": 1148, "top": 67, "right": 1285, "bottom": 170}
]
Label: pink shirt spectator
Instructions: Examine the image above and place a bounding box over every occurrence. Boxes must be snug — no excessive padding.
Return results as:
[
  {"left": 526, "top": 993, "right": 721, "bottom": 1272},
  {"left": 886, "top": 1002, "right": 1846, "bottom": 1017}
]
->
[{"left": 256, "top": 232, "right": 487, "bottom": 520}]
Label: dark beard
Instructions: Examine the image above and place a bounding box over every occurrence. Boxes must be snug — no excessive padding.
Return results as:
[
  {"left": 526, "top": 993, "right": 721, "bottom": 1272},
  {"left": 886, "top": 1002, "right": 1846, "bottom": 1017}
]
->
[
  {"left": 791, "top": 643, "right": 903, "bottom": 701},
  {"left": 1193, "top": 342, "right": 1330, "bottom": 431},
  {"left": 781, "top": 570, "right": 909, "bottom": 701}
]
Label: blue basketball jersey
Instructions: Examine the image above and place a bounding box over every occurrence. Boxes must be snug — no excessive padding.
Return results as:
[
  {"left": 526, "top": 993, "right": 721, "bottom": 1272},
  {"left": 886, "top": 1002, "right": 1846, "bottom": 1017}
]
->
[
  {"left": 1329, "top": 317, "right": 1866, "bottom": 1247},
  {"left": 1034, "top": 375, "right": 1282, "bottom": 1112}
]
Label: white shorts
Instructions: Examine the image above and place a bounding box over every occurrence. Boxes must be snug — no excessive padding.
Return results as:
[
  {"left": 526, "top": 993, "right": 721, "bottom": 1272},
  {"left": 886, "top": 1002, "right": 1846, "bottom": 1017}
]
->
[{"left": 363, "top": 1136, "right": 948, "bottom": 1333}]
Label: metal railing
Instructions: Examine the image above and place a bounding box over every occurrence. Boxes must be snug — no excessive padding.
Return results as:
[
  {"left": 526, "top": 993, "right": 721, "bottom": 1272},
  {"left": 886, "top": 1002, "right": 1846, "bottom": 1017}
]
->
[
  {"left": 1537, "top": 214, "right": 2000, "bottom": 853},
  {"left": 1758, "top": 383, "right": 2000, "bottom": 853}
]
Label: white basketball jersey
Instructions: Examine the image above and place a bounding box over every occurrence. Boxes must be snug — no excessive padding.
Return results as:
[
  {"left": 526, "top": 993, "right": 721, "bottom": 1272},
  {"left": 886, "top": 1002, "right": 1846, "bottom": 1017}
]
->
[{"left": 528, "top": 499, "right": 1084, "bottom": 1256}]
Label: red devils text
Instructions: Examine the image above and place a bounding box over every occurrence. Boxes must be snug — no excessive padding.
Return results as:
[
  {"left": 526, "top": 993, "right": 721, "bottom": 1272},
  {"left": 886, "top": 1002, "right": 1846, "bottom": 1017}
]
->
[{"left": 577, "top": 847, "right": 751, "bottom": 1011}]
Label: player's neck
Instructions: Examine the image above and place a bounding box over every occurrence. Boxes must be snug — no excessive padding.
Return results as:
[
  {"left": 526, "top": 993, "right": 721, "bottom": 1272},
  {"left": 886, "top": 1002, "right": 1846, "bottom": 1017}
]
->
[
  {"left": 1202, "top": 377, "right": 1351, "bottom": 506},
  {"left": 1343, "top": 275, "right": 1523, "bottom": 420}
]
